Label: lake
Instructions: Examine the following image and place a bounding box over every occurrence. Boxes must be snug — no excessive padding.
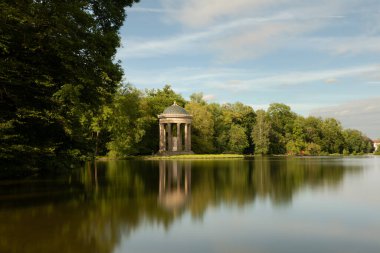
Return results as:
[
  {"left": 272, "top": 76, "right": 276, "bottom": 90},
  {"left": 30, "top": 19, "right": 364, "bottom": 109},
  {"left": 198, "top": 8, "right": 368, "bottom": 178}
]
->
[{"left": 1, "top": 157, "right": 379, "bottom": 253}]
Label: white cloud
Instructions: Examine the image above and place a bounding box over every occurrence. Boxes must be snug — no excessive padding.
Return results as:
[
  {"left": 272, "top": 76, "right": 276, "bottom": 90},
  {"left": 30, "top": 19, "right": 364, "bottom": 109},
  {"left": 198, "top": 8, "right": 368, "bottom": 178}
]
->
[
  {"left": 162, "top": 0, "right": 286, "bottom": 28},
  {"left": 161, "top": 0, "right": 346, "bottom": 28},
  {"left": 311, "top": 97, "right": 380, "bottom": 139},
  {"left": 120, "top": 0, "right": 360, "bottom": 61},
  {"left": 118, "top": 14, "right": 303, "bottom": 59},
  {"left": 308, "top": 37, "right": 380, "bottom": 55},
  {"left": 125, "top": 64, "right": 379, "bottom": 94},
  {"left": 208, "top": 64, "right": 379, "bottom": 91}
]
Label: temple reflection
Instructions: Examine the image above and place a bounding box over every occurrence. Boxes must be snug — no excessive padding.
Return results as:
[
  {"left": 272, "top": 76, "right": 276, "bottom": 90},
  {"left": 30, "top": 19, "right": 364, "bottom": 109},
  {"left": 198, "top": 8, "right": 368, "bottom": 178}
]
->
[{"left": 158, "top": 160, "right": 191, "bottom": 212}]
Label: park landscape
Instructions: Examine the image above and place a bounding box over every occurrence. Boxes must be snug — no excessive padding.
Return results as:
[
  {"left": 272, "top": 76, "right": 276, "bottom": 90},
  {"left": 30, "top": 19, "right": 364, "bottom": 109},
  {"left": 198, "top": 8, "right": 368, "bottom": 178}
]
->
[{"left": 1, "top": 1, "right": 380, "bottom": 253}]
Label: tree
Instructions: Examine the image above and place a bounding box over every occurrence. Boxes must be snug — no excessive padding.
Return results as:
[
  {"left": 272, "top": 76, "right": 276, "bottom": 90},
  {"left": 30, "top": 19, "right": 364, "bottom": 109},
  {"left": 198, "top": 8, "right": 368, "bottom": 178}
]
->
[
  {"left": 185, "top": 100, "right": 214, "bottom": 153},
  {"left": 106, "top": 85, "right": 145, "bottom": 157},
  {"left": 252, "top": 110, "right": 271, "bottom": 155},
  {"left": 287, "top": 116, "right": 306, "bottom": 155},
  {"left": 0, "top": 0, "right": 138, "bottom": 176},
  {"left": 207, "top": 103, "right": 227, "bottom": 153},
  {"left": 228, "top": 124, "right": 248, "bottom": 153},
  {"left": 343, "top": 129, "right": 373, "bottom": 154},
  {"left": 320, "top": 118, "right": 344, "bottom": 154},
  {"left": 210, "top": 102, "right": 255, "bottom": 154},
  {"left": 190, "top": 92, "right": 207, "bottom": 105},
  {"left": 303, "top": 116, "right": 323, "bottom": 145},
  {"left": 267, "top": 103, "right": 296, "bottom": 154}
]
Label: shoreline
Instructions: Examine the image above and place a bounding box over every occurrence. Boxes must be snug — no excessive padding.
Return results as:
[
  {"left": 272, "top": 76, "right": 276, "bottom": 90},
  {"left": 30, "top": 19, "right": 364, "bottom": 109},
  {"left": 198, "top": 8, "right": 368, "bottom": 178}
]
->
[{"left": 96, "top": 153, "right": 377, "bottom": 161}]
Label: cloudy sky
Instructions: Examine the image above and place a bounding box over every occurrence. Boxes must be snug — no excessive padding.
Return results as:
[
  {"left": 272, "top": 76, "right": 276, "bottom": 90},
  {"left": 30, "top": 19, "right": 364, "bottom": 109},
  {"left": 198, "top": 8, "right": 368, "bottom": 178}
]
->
[{"left": 118, "top": 0, "right": 380, "bottom": 139}]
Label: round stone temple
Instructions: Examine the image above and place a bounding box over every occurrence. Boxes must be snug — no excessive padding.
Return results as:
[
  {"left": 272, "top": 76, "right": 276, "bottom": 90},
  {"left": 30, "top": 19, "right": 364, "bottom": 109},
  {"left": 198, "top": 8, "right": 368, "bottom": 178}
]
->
[{"left": 158, "top": 102, "right": 193, "bottom": 155}]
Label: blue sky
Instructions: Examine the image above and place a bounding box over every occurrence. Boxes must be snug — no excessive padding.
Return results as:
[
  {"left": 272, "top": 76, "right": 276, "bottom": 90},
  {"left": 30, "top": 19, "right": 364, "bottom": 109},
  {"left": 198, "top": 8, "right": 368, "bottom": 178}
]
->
[{"left": 117, "top": 0, "right": 380, "bottom": 138}]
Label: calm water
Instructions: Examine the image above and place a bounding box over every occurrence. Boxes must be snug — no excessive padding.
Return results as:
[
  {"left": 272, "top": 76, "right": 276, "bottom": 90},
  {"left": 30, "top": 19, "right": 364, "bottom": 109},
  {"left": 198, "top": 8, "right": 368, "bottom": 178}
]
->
[{"left": 1, "top": 157, "right": 380, "bottom": 253}]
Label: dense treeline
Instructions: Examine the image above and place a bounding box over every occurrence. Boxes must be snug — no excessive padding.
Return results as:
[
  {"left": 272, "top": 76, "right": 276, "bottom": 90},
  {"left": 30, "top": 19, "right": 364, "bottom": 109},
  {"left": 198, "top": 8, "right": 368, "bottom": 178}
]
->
[{"left": 97, "top": 84, "right": 374, "bottom": 157}]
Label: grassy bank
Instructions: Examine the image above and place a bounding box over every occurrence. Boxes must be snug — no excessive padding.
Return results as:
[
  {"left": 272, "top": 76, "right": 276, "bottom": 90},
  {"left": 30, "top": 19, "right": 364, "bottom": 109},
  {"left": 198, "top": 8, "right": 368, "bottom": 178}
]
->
[
  {"left": 143, "top": 154, "right": 245, "bottom": 160},
  {"left": 96, "top": 152, "right": 378, "bottom": 161}
]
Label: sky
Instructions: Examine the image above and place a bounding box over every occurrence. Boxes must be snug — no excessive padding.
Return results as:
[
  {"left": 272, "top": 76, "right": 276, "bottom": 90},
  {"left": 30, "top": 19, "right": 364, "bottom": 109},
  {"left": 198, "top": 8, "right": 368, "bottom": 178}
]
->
[{"left": 117, "top": 0, "right": 380, "bottom": 139}]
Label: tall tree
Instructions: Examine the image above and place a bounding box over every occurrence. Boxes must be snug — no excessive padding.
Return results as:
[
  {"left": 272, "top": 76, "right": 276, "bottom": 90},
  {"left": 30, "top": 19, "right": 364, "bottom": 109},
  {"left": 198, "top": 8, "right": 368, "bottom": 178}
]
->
[
  {"left": 0, "top": 0, "right": 138, "bottom": 176},
  {"left": 320, "top": 118, "right": 344, "bottom": 154},
  {"left": 228, "top": 124, "right": 249, "bottom": 153},
  {"left": 343, "top": 129, "right": 373, "bottom": 154},
  {"left": 210, "top": 102, "right": 255, "bottom": 154},
  {"left": 252, "top": 110, "right": 271, "bottom": 154},
  {"left": 185, "top": 100, "right": 215, "bottom": 153},
  {"left": 106, "top": 85, "right": 145, "bottom": 157},
  {"left": 267, "top": 103, "right": 296, "bottom": 154}
]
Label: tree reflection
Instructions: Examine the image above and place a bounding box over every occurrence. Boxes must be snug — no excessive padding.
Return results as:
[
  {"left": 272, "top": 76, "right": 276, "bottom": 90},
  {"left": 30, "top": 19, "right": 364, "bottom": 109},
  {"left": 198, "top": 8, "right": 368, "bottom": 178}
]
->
[{"left": 0, "top": 157, "right": 364, "bottom": 253}]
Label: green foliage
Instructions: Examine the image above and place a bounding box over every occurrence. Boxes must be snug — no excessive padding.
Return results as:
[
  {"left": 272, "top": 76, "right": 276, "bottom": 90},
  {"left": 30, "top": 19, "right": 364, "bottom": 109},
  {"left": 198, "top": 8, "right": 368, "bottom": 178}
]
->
[
  {"left": 320, "top": 118, "right": 344, "bottom": 154},
  {"left": 209, "top": 102, "right": 255, "bottom": 154},
  {"left": 185, "top": 101, "right": 215, "bottom": 153},
  {"left": 342, "top": 129, "right": 373, "bottom": 154},
  {"left": 286, "top": 140, "right": 305, "bottom": 155},
  {"left": 106, "top": 86, "right": 145, "bottom": 157},
  {"left": 304, "top": 143, "right": 322, "bottom": 156},
  {"left": 0, "top": 0, "right": 138, "bottom": 176},
  {"left": 227, "top": 124, "right": 249, "bottom": 153},
  {"left": 267, "top": 103, "right": 296, "bottom": 154},
  {"left": 251, "top": 110, "right": 271, "bottom": 154}
]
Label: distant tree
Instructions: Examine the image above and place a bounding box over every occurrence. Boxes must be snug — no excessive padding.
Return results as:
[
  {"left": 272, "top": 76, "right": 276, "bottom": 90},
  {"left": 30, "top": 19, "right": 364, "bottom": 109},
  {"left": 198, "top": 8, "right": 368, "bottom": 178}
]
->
[
  {"left": 106, "top": 86, "right": 145, "bottom": 157},
  {"left": 228, "top": 124, "right": 248, "bottom": 153},
  {"left": 213, "top": 103, "right": 255, "bottom": 153},
  {"left": 207, "top": 103, "right": 227, "bottom": 153},
  {"left": 303, "top": 116, "right": 323, "bottom": 146},
  {"left": 190, "top": 92, "right": 207, "bottom": 105},
  {"left": 267, "top": 103, "right": 296, "bottom": 154},
  {"left": 305, "top": 143, "right": 322, "bottom": 156},
  {"left": 252, "top": 110, "right": 271, "bottom": 155},
  {"left": 320, "top": 118, "right": 344, "bottom": 154},
  {"left": 185, "top": 101, "right": 215, "bottom": 153},
  {"left": 286, "top": 140, "right": 304, "bottom": 155}
]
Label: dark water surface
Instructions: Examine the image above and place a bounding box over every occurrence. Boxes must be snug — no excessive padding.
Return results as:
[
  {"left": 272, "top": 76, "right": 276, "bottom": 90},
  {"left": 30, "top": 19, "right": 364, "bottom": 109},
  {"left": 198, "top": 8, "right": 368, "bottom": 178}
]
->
[{"left": 1, "top": 157, "right": 380, "bottom": 253}]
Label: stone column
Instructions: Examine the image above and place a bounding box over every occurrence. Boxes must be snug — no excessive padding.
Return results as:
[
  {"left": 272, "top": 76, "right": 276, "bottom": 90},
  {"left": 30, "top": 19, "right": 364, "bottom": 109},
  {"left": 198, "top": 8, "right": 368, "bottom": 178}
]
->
[
  {"left": 188, "top": 124, "right": 191, "bottom": 151},
  {"left": 159, "top": 123, "right": 165, "bottom": 152},
  {"left": 167, "top": 123, "right": 172, "bottom": 151},
  {"left": 184, "top": 123, "right": 189, "bottom": 151},
  {"left": 177, "top": 123, "right": 182, "bottom": 151}
]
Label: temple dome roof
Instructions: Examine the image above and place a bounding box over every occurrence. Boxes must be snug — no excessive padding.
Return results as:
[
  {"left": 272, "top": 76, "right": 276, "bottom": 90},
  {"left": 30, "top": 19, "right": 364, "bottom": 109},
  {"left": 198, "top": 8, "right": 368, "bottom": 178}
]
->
[{"left": 162, "top": 102, "right": 189, "bottom": 115}]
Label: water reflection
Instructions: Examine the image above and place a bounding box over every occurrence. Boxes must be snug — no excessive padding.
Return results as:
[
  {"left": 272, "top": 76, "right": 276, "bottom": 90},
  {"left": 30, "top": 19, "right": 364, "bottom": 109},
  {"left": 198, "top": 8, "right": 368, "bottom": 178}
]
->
[
  {"left": 158, "top": 161, "right": 191, "bottom": 212},
  {"left": 0, "top": 157, "right": 372, "bottom": 253}
]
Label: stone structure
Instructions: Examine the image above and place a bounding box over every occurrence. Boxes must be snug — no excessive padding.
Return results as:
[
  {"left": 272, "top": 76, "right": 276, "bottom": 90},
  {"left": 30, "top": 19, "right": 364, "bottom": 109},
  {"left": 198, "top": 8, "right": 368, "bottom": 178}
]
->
[
  {"left": 373, "top": 139, "right": 380, "bottom": 151},
  {"left": 158, "top": 102, "right": 193, "bottom": 155}
]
